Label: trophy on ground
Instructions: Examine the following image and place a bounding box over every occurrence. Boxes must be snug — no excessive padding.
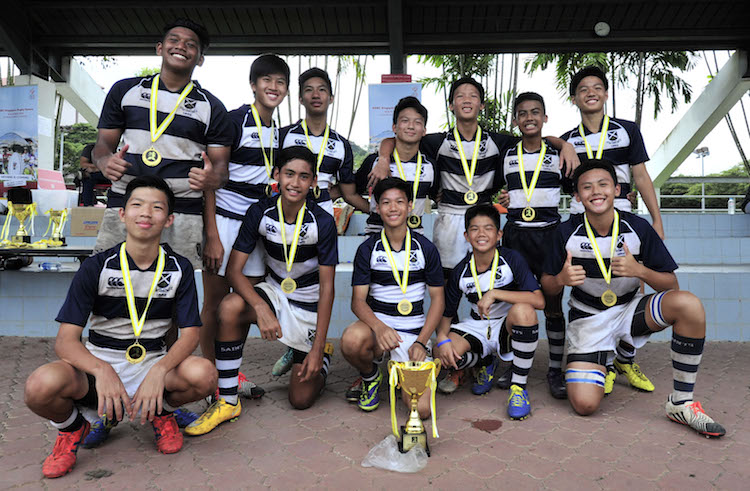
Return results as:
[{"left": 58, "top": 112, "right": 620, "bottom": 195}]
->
[
  {"left": 388, "top": 360, "right": 441, "bottom": 456},
  {"left": 2, "top": 188, "right": 35, "bottom": 245}
]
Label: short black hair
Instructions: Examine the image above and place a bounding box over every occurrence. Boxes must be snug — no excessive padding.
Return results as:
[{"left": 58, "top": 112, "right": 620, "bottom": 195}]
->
[
  {"left": 514, "top": 92, "right": 546, "bottom": 115},
  {"left": 570, "top": 65, "right": 609, "bottom": 96},
  {"left": 448, "top": 77, "right": 485, "bottom": 104},
  {"left": 162, "top": 19, "right": 210, "bottom": 54},
  {"left": 373, "top": 177, "right": 412, "bottom": 204},
  {"left": 299, "top": 68, "right": 333, "bottom": 96},
  {"left": 275, "top": 146, "right": 316, "bottom": 176},
  {"left": 250, "top": 54, "right": 290, "bottom": 85},
  {"left": 124, "top": 175, "right": 175, "bottom": 214},
  {"left": 464, "top": 203, "right": 500, "bottom": 231},
  {"left": 571, "top": 158, "right": 618, "bottom": 192},
  {"left": 392, "top": 96, "right": 428, "bottom": 125}
]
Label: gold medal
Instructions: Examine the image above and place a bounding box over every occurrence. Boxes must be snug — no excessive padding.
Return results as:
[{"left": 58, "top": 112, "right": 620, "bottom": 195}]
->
[
  {"left": 143, "top": 147, "right": 162, "bottom": 167},
  {"left": 312, "top": 185, "right": 321, "bottom": 199},
  {"left": 601, "top": 289, "right": 618, "bottom": 307},
  {"left": 397, "top": 298, "right": 413, "bottom": 316},
  {"left": 407, "top": 215, "right": 421, "bottom": 229},
  {"left": 265, "top": 183, "right": 274, "bottom": 197},
  {"left": 125, "top": 341, "right": 146, "bottom": 364},
  {"left": 280, "top": 277, "right": 297, "bottom": 294},
  {"left": 516, "top": 141, "right": 546, "bottom": 223},
  {"left": 522, "top": 206, "right": 535, "bottom": 222},
  {"left": 464, "top": 190, "right": 478, "bottom": 204}
]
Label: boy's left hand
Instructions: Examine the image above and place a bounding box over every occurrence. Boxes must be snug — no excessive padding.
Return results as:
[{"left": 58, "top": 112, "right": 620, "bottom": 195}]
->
[
  {"left": 130, "top": 365, "right": 167, "bottom": 424},
  {"left": 297, "top": 347, "right": 323, "bottom": 382},
  {"left": 559, "top": 143, "right": 580, "bottom": 177},
  {"left": 408, "top": 342, "right": 428, "bottom": 362},
  {"left": 188, "top": 152, "right": 220, "bottom": 191},
  {"left": 611, "top": 243, "right": 643, "bottom": 279}
]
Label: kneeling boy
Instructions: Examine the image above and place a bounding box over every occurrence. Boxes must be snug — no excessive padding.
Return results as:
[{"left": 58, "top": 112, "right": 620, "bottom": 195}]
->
[
  {"left": 541, "top": 160, "right": 725, "bottom": 437},
  {"left": 341, "top": 177, "right": 444, "bottom": 418},
  {"left": 435, "top": 204, "right": 544, "bottom": 420},
  {"left": 24, "top": 176, "right": 217, "bottom": 478},
  {"left": 186, "top": 147, "right": 337, "bottom": 436}
]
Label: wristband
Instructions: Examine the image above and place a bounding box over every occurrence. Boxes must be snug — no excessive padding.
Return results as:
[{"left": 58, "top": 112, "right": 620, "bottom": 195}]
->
[
  {"left": 414, "top": 340, "right": 428, "bottom": 351},
  {"left": 436, "top": 339, "right": 452, "bottom": 347}
]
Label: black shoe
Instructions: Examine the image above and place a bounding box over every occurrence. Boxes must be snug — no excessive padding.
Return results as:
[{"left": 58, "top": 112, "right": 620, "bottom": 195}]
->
[
  {"left": 496, "top": 365, "right": 513, "bottom": 390},
  {"left": 547, "top": 369, "right": 567, "bottom": 399}
]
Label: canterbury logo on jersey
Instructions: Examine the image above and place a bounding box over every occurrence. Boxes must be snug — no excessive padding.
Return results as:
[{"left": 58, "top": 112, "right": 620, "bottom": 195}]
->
[
  {"left": 375, "top": 255, "right": 388, "bottom": 264},
  {"left": 140, "top": 91, "right": 150, "bottom": 101},
  {"left": 107, "top": 277, "right": 125, "bottom": 288},
  {"left": 265, "top": 223, "right": 278, "bottom": 235}
]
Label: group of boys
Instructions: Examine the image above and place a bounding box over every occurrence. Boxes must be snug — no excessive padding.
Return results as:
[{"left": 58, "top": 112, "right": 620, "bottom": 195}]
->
[{"left": 23, "top": 18, "right": 725, "bottom": 480}]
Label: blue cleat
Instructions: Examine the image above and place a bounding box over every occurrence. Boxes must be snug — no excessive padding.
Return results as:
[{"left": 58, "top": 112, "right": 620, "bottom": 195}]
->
[
  {"left": 173, "top": 408, "right": 199, "bottom": 428},
  {"left": 507, "top": 384, "right": 531, "bottom": 420},
  {"left": 357, "top": 371, "right": 382, "bottom": 411},
  {"left": 82, "top": 416, "right": 118, "bottom": 449},
  {"left": 471, "top": 357, "right": 498, "bottom": 395}
]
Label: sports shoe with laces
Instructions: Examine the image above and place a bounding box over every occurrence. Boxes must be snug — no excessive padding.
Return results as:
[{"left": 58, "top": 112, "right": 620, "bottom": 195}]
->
[
  {"left": 42, "top": 420, "right": 90, "bottom": 478},
  {"left": 152, "top": 413, "right": 183, "bottom": 454},
  {"left": 471, "top": 357, "right": 498, "bottom": 395},
  {"left": 604, "top": 366, "right": 616, "bottom": 396},
  {"left": 185, "top": 399, "right": 242, "bottom": 436},
  {"left": 237, "top": 372, "right": 266, "bottom": 399},
  {"left": 272, "top": 348, "right": 295, "bottom": 377},
  {"left": 665, "top": 395, "right": 726, "bottom": 437},
  {"left": 173, "top": 408, "right": 199, "bottom": 428},
  {"left": 345, "top": 376, "right": 363, "bottom": 402},
  {"left": 507, "top": 384, "right": 531, "bottom": 420},
  {"left": 438, "top": 369, "right": 466, "bottom": 394},
  {"left": 496, "top": 365, "right": 513, "bottom": 390},
  {"left": 358, "top": 370, "right": 382, "bottom": 411},
  {"left": 82, "top": 416, "right": 117, "bottom": 448},
  {"left": 614, "top": 359, "right": 655, "bottom": 392},
  {"left": 546, "top": 369, "right": 567, "bottom": 399}
]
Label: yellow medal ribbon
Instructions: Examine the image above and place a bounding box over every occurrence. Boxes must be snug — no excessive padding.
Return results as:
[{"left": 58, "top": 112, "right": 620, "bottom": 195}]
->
[
  {"left": 578, "top": 115, "right": 609, "bottom": 160},
  {"left": 516, "top": 140, "right": 547, "bottom": 207},
  {"left": 380, "top": 229, "right": 412, "bottom": 314},
  {"left": 119, "top": 243, "right": 166, "bottom": 355},
  {"left": 583, "top": 210, "right": 620, "bottom": 306},
  {"left": 452, "top": 126, "right": 482, "bottom": 189},
  {"left": 392, "top": 148, "right": 422, "bottom": 212},
  {"left": 277, "top": 198, "right": 306, "bottom": 287},
  {"left": 470, "top": 249, "right": 499, "bottom": 339},
  {"left": 148, "top": 74, "right": 194, "bottom": 157},
  {"left": 251, "top": 104, "right": 276, "bottom": 182},
  {"left": 389, "top": 361, "right": 440, "bottom": 439},
  {"left": 301, "top": 119, "right": 330, "bottom": 175}
]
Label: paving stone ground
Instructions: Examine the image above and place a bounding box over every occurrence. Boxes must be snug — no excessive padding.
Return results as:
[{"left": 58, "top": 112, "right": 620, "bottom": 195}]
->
[{"left": 1, "top": 337, "right": 747, "bottom": 490}]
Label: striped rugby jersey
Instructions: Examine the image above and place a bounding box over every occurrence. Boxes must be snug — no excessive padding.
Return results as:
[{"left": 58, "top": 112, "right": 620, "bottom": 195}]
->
[
  {"left": 279, "top": 122, "right": 355, "bottom": 214},
  {"left": 352, "top": 231, "right": 444, "bottom": 333},
  {"left": 543, "top": 212, "right": 677, "bottom": 319},
  {"left": 98, "top": 75, "right": 233, "bottom": 215},
  {"left": 421, "top": 129, "right": 513, "bottom": 214},
  {"left": 359, "top": 151, "right": 437, "bottom": 235},
  {"left": 56, "top": 243, "right": 200, "bottom": 349},
  {"left": 216, "top": 105, "right": 279, "bottom": 220},
  {"left": 445, "top": 246, "right": 539, "bottom": 320},
  {"left": 561, "top": 117, "right": 648, "bottom": 213},
  {"left": 502, "top": 140, "right": 569, "bottom": 228},
  {"left": 233, "top": 196, "right": 338, "bottom": 311}
]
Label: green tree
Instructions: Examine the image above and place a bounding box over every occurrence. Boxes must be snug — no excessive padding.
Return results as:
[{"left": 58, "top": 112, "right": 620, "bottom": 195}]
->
[
  {"left": 56, "top": 123, "right": 97, "bottom": 181},
  {"left": 661, "top": 164, "right": 749, "bottom": 209},
  {"left": 135, "top": 66, "right": 160, "bottom": 77}
]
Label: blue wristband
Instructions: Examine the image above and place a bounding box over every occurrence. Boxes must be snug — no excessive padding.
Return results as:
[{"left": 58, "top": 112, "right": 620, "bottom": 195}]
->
[{"left": 437, "top": 339, "right": 452, "bottom": 347}]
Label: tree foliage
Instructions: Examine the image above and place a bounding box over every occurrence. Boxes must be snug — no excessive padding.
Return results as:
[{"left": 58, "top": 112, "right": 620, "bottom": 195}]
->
[
  {"left": 56, "top": 123, "right": 97, "bottom": 180},
  {"left": 661, "top": 164, "right": 749, "bottom": 209}
]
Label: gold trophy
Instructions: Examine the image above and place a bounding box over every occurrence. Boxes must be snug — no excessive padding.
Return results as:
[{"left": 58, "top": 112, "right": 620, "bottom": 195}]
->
[
  {"left": 388, "top": 360, "right": 441, "bottom": 456},
  {"left": 5, "top": 188, "right": 35, "bottom": 244},
  {"left": 45, "top": 209, "right": 68, "bottom": 246}
]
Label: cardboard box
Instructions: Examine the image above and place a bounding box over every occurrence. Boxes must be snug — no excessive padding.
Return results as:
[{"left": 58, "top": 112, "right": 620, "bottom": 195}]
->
[{"left": 70, "top": 207, "right": 105, "bottom": 236}]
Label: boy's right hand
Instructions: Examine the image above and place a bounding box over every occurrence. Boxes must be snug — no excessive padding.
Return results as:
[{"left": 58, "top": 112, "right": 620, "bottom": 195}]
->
[
  {"left": 202, "top": 235, "right": 224, "bottom": 275},
  {"left": 373, "top": 324, "right": 402, "bottom": 353},
  {"left": 256, "top": 304, "right": 283, "bottom": 341},
  {"left": 436, "top": 338, "right": 461, "bottom": 370},
  {"left": 497, "top": 189, "right": 510, "bottom": 208},
  {"left": 100, "top": 145, "right": 130, "bottom": 182},
  {"left": 558, "top": 251, "right": 586, "bottom": 287},
  {"left": 94, "top": 364, "right": 130, "bottom": 422}
]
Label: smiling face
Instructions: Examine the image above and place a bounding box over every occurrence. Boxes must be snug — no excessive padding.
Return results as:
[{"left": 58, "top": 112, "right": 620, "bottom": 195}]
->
[
  {"left": 513, "top": 100, "right": 547, "bottom": 138},
  {"left": 574, "top": 168, "right": 620, "bottom": 215},
  {"left": 376, "top": 187, "right": 411, "bottom": 229},
  {"left": 449, "top": 83, "right": 484, "bottom": 123},
  {"left": 464, "top": 214, "right": 502, "bottom": 255},
  {"left": 300, "top": 76, "right": 332, "bottom": 118},
  {"left": 119, "top": 187, "right": 174, "bottom": 242},
  {"left": 251, "top": 73, "right": 288, "bottom": 111},
  {"left": 572, "top": 75, "right": 608, "bottom": 115},
  {"left": 157, "top": 27, "right": 204, "bottom": 75},
  {"left": 273, "top": 158, "right": 317, "bottom": 206},
  {"left": 392, "top": 107, "right": 426, "bottom": 145}
]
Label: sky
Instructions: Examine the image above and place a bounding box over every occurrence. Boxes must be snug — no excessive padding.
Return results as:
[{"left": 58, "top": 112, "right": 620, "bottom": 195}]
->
[{"left": 58, "top": 51, "right": 750, "bottom": 177}]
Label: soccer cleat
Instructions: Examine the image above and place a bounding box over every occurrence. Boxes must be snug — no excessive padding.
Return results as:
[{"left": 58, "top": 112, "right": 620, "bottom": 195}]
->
[
  {"left": 665, "top": 396, "right": 726, "bottom": 438},
  {"left": 82, "top": 416, "right": 118, "bottom": 448},
  {"left": 152, "top": 413, "right": 183, "bottom": 454},
  {"left": 173, "top": 408, "right": 199, "bottom": 428},
  {"left": 496, "top": 365, "right": 513, "bottom": 390},
  {"left": 345, "top": 377, "right": 363, "bottom": 403},
  {"left": 237, "top": 372, "right": 266, "bottom": 399},
  {"left": 546, "top": 369, "right": 567, "bottom": 400},
  {"left": 184, "top": 399, "right": 241, "bottom": 436},
  {"left": 438, "top": 369, "right": 466, "bottom": 394},
  {"left": 507, "top": 384, "right": 531, "bottom": 420},
  {"left": 42, "top": 421, "right": 90, "bottom": 478},
  {"left": 614, "top": 359, "right": 655, "bottom": 392},
  {"left": 471, "top": 357, "right": 498, "bottom": 395},
  {"left": 604, "top": 366, "right": 616, "bottom": 396},
  {"left": 358, "top": 370, "right": 382, "bottom": 412},
  {"left": 272, "top": 348, "right": 295, "bottom": 377}
]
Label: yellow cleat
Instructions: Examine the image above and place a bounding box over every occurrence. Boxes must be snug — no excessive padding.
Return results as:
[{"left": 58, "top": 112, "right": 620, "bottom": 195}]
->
[
  {"left": 604, "top": 367, "right": 616, "bottom": 395},
  {"left": 184, "top": 399, "right": 241, "bottom": 436},
  {"left": 614, "top": 359, "right": 655, "bottom": 392}
]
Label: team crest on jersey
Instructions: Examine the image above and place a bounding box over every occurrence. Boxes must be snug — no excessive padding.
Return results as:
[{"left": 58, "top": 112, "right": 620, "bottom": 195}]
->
[
  {"left": 616, "top": 235, "right": 626, "bottom": 249},
  {"left": 326, "top": 139, "right": 336, "bottom": 152},
  {"left": 157, "top": 272, "right": 173, "bottom": 291},
  {"left": 307, "top": 329, "right": 316, "bottom": 343},
  {"left": 409, "top": 251, "right": 419, "bottom": 263},
  {"left": 299, "top": 223, "right": 309, "bottom": 239},
  {"left": 543, "top": 155, "right": 553, "bottom": 165},
  {"left": 478, "top": 139, "right": 488, "bottom": 153},
  {"left": 607, "top": 130, "right": 620, "bottom": 143},
  {"left": 183, "top": 98, "right": 197, "bottom": 110}
]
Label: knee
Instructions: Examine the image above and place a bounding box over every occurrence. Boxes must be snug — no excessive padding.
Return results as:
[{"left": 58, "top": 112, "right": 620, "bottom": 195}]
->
[
  {"left": 341, "top": 325, "right": 371, "bottom": 357},
  {"left": 568, "top": 394, "right": 600, "bottom": 416},
  {"left": 668, "top": 291, "right": 704, "bottom": 320},
  {"left": 25, "top": 363, "right": 67, "bottom": 407},
  {"left": 187, "top": 358, "right": 218, "bottom": 396},
  {"left": 288, "top": 391, "right": 314, "bottom": 410},
  {"left": 510, "top": 303, "right": 538, "bottom": 325},
  {"left": 218, "top": 293, "right": 245, "bottom": 326}
]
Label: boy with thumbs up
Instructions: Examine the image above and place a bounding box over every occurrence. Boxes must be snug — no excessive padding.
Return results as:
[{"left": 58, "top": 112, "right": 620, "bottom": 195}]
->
[{"left": 541, "top": 159, "right": 725, "bottom": 438}]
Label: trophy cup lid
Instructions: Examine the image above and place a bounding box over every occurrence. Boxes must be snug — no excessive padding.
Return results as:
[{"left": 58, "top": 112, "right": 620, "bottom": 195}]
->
[{"left": 8, "top": 188, "right": 32, "bottom": 206}]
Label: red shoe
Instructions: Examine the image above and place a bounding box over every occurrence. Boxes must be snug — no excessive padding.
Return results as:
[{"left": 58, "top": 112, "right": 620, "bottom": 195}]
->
[
  {"left": 152, "top": 413, "right": 183, "bottom": 454},
  {"left": 42, "top": 420, "right": 90, "bottom": 478}
]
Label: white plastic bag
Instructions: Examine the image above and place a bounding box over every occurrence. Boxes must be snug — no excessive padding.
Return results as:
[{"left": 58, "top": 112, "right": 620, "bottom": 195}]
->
[{"left": 361, "top": 435, "right": 428, "bottom": 473}]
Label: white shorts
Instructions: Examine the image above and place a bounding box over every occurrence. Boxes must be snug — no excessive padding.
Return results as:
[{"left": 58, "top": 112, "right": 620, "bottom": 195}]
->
[
  {"left": 432, "top": 212, "right": 472, "bottom": 270},
  {"left": 450, "top": 316, "right": 511, "bottom": 360},
  {"left": 216, "top": 214, "right": 266, "bottom": 277},
  {"left": 371, "top": 313, "right": 433, "bottom": 363},
  {"left": 255, "top": 282, "right": 318, "bottom": 354},
  {"left": 85, "top": 342, "right": 166, "bottom": 399},
  {"left": 567, "top": 294, "right": 651, "bottom": 356}
]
